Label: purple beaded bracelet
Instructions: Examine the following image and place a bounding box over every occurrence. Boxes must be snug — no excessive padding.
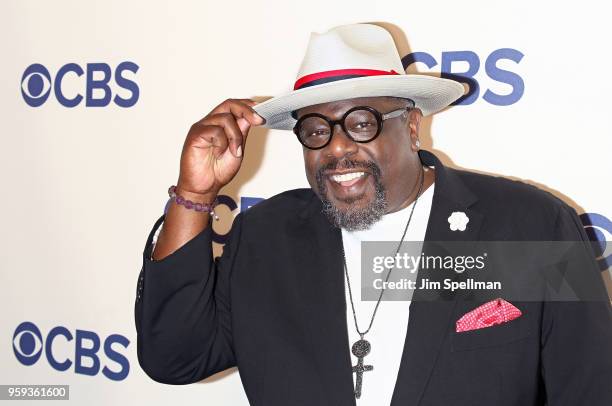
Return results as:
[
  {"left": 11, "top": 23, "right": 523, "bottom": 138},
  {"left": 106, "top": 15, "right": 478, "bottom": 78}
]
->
[{"left": 168, "top": 185, "right": 219, "bottom": 220}]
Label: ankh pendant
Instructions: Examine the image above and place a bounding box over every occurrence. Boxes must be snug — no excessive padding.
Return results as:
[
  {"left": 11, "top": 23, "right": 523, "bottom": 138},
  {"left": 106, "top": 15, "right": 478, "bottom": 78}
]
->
[{"left": 351, "top": 338, "right": 373, "bottom": 399}]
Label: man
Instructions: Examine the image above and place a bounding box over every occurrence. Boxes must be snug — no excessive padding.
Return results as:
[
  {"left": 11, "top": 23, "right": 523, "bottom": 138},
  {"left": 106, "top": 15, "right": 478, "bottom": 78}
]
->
[{"left": 134, "top": 23, "right": 612, "bottom": 405}]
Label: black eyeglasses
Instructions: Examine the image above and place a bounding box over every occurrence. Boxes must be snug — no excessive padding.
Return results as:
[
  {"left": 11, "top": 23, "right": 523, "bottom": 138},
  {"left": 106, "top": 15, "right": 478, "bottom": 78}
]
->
[{"left": 292, "top": 101, "right": 415, "bottom": 150}]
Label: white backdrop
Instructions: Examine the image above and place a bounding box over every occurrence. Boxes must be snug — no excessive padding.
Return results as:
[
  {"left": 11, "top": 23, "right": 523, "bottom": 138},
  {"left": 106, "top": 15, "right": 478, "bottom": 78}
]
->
[{"left": 1, "top": 0, "right": 610, "bottom": 405}]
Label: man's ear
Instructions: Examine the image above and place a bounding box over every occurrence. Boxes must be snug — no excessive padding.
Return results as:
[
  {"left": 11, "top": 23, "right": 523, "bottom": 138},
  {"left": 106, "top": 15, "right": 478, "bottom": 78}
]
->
[{"left": 407, "top": 108, "right": 422, "bottom": 152}]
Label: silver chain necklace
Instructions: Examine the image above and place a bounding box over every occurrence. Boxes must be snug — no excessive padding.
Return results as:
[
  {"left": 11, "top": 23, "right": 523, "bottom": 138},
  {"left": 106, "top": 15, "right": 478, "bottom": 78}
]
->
[{"left": 341, "top": 166, "right": 425, "bottom": 399}]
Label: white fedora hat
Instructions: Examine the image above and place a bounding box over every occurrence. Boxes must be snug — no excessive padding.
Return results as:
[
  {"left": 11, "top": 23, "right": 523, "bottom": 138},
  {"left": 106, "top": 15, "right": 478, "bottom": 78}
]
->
[{"left": 253, "top": 23, "right": 465, "bottom": 131}]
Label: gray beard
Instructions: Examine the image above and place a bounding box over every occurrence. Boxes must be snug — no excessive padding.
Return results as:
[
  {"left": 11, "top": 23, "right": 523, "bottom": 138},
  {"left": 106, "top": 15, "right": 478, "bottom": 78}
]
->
[{"left": 315, "top": 160, "right": 388, "bottom": 231}]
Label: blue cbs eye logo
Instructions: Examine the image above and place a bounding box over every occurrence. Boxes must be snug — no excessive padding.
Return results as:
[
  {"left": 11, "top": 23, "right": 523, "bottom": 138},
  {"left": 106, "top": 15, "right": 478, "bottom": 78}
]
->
[
  {"left": 21, "top": 64, "right": 52, "bottom": 107},
  {"left": 581, "top": 213, "right": 612, "bottom": 271},
  {"left": 13, "top": 321, "right": 43, "bottom": 366},
  {"left": 12, "top": 321, "right": 130, "bottom": 381},
  {"left": 20, "top": 62, "right": 139, "bottom": 108}
]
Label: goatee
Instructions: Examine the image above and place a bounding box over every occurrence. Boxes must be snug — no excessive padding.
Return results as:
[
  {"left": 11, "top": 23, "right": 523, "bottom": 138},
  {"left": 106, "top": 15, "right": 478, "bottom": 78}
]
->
[{"left": 315, "top": 158, "right": 388, "bottom": 231}]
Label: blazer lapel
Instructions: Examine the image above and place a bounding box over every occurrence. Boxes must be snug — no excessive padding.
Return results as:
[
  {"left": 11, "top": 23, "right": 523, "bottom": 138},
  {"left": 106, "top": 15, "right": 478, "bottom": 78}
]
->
[
  {"left": 391, "top": 149, "right": 484, "bottom": 405},
  {"left": 292, "top": 194, "right": 357, "bottom": 406}
]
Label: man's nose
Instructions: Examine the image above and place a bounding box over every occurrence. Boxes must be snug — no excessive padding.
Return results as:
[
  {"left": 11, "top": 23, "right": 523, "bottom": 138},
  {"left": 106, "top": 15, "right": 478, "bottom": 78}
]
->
[{"left": 326, "top": 123, "right": 358, "bottom": 158}]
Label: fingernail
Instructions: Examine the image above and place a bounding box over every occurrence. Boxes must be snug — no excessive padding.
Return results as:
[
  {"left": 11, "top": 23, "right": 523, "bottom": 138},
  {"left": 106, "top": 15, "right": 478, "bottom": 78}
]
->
[
  {"left": 254, "top": 113, "right": 265, "bottom": 124},
  {"left": 236, "top": 145, "right": 243, "bottom": 157}
]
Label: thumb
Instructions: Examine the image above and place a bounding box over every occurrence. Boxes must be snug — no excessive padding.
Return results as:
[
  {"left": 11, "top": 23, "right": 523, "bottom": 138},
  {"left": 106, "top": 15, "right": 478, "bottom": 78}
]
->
[{"left": 236, "top": 117, "right": 251, "bottom": 137}]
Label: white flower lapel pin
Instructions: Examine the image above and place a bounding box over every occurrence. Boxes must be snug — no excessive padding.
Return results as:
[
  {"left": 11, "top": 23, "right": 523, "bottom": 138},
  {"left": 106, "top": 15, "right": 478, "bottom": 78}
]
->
[{"left": 448, "top": 211, "right": 469, "bottom": 231}]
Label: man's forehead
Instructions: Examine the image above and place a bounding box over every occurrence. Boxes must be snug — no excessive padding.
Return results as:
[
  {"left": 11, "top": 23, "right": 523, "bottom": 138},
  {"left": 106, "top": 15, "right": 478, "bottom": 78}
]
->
[{"left": 295, "top": 96, "right": 405, "bottom": 118}]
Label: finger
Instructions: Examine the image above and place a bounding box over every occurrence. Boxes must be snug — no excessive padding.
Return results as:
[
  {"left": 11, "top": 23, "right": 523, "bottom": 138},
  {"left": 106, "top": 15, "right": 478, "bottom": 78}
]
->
[
  {"left": 230, "top": 98, "right": 259, "bottom": 108},
  {"left": 236, "top": 98, "right": 258, "bottom": 106},
  {"left": 208, "top": 98, "right": 265, "bottom": 125},
  {"left": 240, "top": 100, "right": 266, "bottom": 125},
  {"left": 194, "top": 111, "right": 249, "bottom": 158},
  {"left": 236, "top": 99, "right": 262, "bottom": 110},
  {"left": 205, "top": 113, "right": 245, "bottom": 158},
  {"left": 195, "top": 125, "right": 229, "bottom": 160}
]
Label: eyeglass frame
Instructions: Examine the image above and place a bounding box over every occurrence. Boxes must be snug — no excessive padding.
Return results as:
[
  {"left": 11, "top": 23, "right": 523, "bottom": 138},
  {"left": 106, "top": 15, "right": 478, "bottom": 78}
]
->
[{"left": 292, "top": 99, "right": 415, "bottom": 150}]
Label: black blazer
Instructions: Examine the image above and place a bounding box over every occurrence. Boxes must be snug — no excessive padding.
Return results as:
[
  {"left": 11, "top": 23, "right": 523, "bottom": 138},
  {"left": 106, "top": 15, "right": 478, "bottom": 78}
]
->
[{"left": 135, "top": 150, "right": 612, "bottom": 406}]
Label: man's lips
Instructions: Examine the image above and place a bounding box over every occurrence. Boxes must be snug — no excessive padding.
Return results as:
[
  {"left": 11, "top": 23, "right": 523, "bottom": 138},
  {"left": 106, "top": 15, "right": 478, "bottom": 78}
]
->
[
  {"left": 328, "top": 171, "right": 366, "bottom": 187},
  {"left": 323, "top": 169, "right": 371, "bottom": 197},
  {"left": 323, "top": 168, "right": 370, "bottom": 182}
]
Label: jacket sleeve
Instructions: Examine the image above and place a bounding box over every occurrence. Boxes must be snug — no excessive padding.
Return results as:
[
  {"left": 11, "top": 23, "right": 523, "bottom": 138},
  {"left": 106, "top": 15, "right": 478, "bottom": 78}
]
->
[
  {"left": 540, "top": 204, "right": 612, "bottom": 405},
  {"left": 134, "top": 212, "right": 244, "bottom": 384}
]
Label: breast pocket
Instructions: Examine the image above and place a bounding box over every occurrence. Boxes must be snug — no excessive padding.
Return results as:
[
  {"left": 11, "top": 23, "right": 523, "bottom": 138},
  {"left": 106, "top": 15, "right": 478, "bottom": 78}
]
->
[{"left": 451, "top": 312, "right": 532, "bottom": 352}]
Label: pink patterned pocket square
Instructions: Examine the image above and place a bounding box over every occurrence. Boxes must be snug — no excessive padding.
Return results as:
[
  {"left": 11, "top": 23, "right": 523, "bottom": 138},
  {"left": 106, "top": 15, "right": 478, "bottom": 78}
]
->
[{"left": 456, "top": 298, "right": 522, "bottom": 333}]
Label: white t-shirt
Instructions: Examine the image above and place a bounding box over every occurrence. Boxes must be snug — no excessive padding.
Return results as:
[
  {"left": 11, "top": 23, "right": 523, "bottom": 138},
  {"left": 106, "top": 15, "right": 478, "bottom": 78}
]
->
[{"left": 341, "top": 181, "right": 435, "bottom": 405}]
